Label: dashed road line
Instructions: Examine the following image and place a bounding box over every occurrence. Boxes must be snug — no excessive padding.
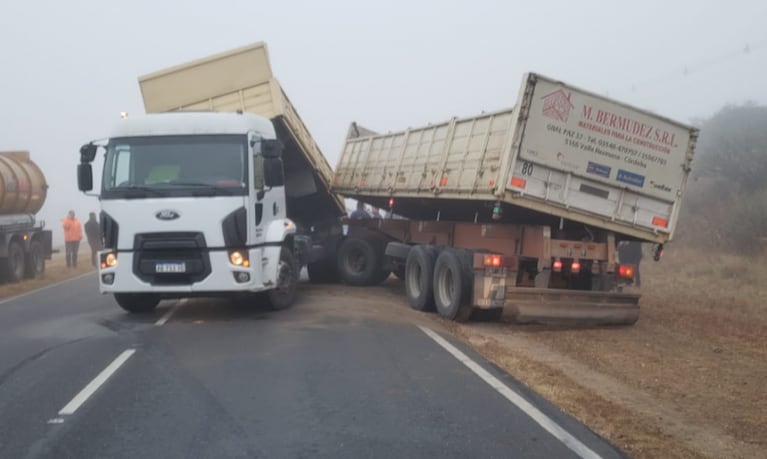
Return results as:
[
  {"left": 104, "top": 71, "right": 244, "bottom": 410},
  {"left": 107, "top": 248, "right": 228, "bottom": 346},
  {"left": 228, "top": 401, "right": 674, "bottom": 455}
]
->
[
  {"left": 57, "top": 349, "right": 135, "bottom": 417},
  {"left": 154, "top": 299, "right": 186, "bottom": 327}
]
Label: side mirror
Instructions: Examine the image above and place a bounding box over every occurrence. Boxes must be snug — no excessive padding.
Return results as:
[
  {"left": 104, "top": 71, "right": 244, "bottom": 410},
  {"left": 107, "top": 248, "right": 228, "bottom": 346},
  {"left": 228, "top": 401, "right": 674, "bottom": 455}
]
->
[
  {"left": 78, "top": 163, "right": 93, "bottom": 191},
  {"left": 261, "top": 138, "right": 283, "bottom": 159},
  {"left": 264, "top": 158, "right": 284, "bottom": 188},
  {"left": 80, "top": 143, "right": 98, "bottom": 163}
]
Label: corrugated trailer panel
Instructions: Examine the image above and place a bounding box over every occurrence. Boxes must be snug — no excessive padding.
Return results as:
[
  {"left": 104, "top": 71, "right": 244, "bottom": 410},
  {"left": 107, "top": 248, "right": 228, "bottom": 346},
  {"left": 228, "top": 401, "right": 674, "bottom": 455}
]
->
[{"left": 334, "top": 73, "right": 698, "bottom": 244}]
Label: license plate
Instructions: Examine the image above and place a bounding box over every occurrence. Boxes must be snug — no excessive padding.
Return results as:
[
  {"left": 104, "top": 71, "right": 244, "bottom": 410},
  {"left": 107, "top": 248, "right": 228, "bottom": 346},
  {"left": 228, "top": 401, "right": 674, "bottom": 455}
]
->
[{"left": 155, "top": 262, "right": 186, "bottom": 273}]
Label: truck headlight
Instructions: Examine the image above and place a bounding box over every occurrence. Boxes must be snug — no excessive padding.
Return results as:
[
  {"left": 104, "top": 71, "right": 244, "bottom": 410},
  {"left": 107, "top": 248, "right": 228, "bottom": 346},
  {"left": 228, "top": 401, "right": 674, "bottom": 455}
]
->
[
  {"left": 100, "top": 251, "right": 118, "bottom": 269},
  {"left": 229, "top": 250, "right": 250, "bottom": 267}
]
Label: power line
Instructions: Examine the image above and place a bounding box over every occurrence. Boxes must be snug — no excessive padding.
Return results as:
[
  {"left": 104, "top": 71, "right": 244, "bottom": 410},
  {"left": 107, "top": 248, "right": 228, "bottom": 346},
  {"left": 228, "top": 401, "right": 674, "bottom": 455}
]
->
[{"left": 610, "top": 38, "right": 767, "bottom": 96}]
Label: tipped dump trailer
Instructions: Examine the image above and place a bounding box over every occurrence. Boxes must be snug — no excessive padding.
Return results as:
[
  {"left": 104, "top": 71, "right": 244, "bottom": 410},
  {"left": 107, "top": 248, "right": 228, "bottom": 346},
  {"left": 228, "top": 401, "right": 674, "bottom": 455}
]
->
[
  {"left": 331, "top": 74, "right": 699, "bottom": 324},
  {"left": 0, "top": 151, "right": 52, "bottom": 282}
]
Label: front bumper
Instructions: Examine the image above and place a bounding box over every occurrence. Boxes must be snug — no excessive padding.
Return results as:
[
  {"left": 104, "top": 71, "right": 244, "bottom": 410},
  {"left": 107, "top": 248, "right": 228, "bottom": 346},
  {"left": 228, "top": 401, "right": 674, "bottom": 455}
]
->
[{"left": 98, "top": 247, "right": 281, "bottom": 295}]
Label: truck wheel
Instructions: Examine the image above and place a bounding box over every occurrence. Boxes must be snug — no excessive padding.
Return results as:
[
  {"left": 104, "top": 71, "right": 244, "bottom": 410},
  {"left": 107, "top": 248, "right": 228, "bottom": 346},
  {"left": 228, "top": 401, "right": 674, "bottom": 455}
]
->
[
  {"left": 405, "top": 245, "right": 439, "bottom": 312},
  {"left": 24, "top": 241, "right": 45, "bottom": 278},
  {"left": 267, "top": 248, "right": 299, "bottom": 310},
  {"left": 114, "top": 293, "right": 160, "bottom": 314},
  {"left": 433, "top": 249, "right": 472, "bottom": 321},
  {"left": 337, "top": 237, "right": 384, "bottom": 286},
  {"left": 2, "top": 241, "right": 26, "bottom": 283}
]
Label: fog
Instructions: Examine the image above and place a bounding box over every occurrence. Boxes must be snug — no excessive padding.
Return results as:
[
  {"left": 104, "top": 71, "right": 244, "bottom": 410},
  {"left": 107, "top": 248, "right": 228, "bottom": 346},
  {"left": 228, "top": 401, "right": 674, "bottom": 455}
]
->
[{"left": 1, "top": 0, "right": 765, "bottom": 245}]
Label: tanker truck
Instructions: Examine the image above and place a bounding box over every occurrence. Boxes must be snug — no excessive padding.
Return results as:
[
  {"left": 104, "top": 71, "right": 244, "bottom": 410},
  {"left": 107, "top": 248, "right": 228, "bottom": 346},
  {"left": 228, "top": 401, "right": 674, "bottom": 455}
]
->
[
  {"left": 0, "top": 152, "right": 52, "bottom": 282},
  {"left": 330, "top": 73, "right": 698, "bottom": 325},
  {"left": 76, "top": 42, "right": 344, "bottom": 313}
]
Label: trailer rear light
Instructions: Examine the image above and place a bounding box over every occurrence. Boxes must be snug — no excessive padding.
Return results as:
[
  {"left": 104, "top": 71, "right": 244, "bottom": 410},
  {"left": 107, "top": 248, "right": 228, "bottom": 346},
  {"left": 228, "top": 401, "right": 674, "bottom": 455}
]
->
[
  {"left": 552, "top": 258, "right": 562, "bottom": 272},
  {"left": 228, "top": 250, "right": 250, "bottom": 267},
  {"left": 100, "top": 252, "right": 117, "bottom": 269},
  {"left": 618, "top": 264, "right": 635, "bottom": 279},
  {"left": 510, "top": 177, "right": 527, "bottom": 189},
  {"left": 571, "top": 259, "right": 581, "bottom": 274},
  {"left": 483, "top": 254, "right": 503, "bottom": 268},
  {"left": 652, "top": 216, "right": 668, "bottom": 228}
]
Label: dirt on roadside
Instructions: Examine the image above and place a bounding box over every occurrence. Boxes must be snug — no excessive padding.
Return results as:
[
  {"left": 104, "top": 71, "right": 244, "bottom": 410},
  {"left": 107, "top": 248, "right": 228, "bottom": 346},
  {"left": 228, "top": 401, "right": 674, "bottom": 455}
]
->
[
  {"left": 437, "top": 248, "right": 767, "bottom": 459},
  {"left": 0, "top": 249, "right": 94, "bottom": 301},
  {"left": 320, "top": 247, "right": 766, "bottom": 459}
]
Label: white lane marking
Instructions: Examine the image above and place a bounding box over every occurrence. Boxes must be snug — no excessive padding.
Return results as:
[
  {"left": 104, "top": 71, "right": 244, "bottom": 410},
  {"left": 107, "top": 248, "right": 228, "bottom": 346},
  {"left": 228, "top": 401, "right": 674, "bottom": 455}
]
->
[
  {"left": 418, "top": 326, "right": 603, "bottom": 459},
  {"left": 58, "top": 349, "right": 136, "bottom": 416},
  {"left": 154, "top": 299, "right": 186, "bottom": 327},
  {"left": 0, "top": 271, "right": 95, "bottom": 306},
  {"left": 47, "top": 418, "right": 64, "bottom": 424}
]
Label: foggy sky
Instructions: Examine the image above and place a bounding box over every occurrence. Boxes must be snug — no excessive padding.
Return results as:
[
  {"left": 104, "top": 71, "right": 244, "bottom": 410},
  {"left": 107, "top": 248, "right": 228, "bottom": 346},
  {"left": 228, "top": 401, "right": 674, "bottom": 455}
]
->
[{"left": 1, "top": 0, "right": 765, "bottom": 245}]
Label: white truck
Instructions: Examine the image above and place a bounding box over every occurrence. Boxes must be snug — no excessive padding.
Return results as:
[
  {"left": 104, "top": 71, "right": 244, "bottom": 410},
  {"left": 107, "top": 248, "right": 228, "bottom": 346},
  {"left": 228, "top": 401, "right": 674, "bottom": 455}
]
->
[
  {"left": 77, "top": 43, "right": 344, "bottom": 313},
  {"left": 332, "top": 73, "right": 699, "bottom": 324}
]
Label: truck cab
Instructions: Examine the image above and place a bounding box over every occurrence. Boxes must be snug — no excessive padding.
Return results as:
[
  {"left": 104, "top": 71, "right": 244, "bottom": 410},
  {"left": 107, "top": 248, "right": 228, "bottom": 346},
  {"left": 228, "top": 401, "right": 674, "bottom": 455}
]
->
[{"left": 78, "top": 111, "right": 299, "bottom": 313}]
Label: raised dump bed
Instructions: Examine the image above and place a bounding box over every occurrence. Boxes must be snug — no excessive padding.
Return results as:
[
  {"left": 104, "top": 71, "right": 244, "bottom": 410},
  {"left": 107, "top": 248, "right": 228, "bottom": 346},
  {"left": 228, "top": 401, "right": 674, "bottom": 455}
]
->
[
  {"left": 334, "top": 73, "right": 699, "bottom": 244},
  {"left": 138, "top": 42, "right": 345, "bottom": 227}
]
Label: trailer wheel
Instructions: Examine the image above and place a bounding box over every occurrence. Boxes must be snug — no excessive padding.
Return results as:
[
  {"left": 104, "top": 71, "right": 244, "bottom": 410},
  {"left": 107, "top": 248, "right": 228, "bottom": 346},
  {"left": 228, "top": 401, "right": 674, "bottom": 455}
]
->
[
  {"left": 433, "top": 249, "right": 472, "bottom": 321},
  {"left": 2, "top": 241, "right": 26, "bottom": 283},
  {"left": 405, "top": 245, "right": 438, "bottom": 312},
  {"left": 267, "top": 248, "right": 299, "bottom": 310},
  {"left": 25, "top": 241, "right": 45, "bottom": 278},
  {"left": 337, "top": 237, "right": 384, "bottom": 286},
  {"left": 114, "top": 293, "right": 160, "bottom": 314}
]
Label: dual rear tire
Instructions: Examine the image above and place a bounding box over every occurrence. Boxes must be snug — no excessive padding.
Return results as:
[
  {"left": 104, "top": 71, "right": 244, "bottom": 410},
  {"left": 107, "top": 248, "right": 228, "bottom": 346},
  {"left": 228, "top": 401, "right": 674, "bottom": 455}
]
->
[{"left": 405, "top": 246, "right": 474, "bottom": 322}]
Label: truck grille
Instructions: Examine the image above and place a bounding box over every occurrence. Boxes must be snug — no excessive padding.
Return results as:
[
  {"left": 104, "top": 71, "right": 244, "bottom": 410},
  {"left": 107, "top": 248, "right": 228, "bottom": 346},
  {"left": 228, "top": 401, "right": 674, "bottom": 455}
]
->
[{"left": 132, "top": 232, "right": 211, "bottom": 285}]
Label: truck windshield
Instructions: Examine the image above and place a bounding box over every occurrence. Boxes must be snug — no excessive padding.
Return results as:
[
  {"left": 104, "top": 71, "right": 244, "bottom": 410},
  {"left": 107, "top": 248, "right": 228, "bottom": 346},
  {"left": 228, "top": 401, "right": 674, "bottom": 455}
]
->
[{"left": 101, "top": 135, "right": 248, "bottom": 198}]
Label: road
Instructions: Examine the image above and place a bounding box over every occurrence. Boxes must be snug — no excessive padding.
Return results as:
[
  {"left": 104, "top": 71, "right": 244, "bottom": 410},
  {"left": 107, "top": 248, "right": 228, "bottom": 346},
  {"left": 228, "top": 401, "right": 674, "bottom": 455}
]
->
[{"left": 0, "top": 274, "right": 626, "bottom": 458}]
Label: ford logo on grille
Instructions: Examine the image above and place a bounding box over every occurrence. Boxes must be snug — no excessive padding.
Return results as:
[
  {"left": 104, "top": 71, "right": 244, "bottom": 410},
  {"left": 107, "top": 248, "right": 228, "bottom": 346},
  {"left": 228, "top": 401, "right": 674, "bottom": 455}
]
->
[{"left": 155, "top": 210, "right": 180, "bottom": 221}]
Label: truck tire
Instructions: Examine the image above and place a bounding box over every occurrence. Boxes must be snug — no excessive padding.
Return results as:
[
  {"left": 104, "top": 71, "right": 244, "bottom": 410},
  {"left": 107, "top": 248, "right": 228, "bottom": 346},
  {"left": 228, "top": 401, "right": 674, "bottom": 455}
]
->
[
  {"left": 433, "top": 249, "right": 472, "bottom": 321},
  {"left": 2, "top": 241, "right": 26, "bottom": 283},
  {"left": 114, "top": 293, "right": 160, "bottom": 314},
  {"left": 337, "top": 237, "right": 385, "bottom": 286},
  {"left": 24, "top": 241, "right": 45, "bottom": 278},
  {"left": 267, "top": 248, "right": 299, "bottom": 310},
  {"left": 405, "top": 245, "right": 439, "bottom": 312}
]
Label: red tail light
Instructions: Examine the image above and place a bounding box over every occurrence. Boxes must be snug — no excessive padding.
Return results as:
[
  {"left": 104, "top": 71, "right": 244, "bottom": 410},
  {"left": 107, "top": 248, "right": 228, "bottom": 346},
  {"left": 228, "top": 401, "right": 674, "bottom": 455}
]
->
[
  {"left": 571, "top": 260, "right": 581, "bottom": 274},
  {"left": 388, "top": 198, "right": 394, "bottom": 208},
  {"left": 552, "top": 258, "right": 563, "bottom": 272},
  {"left": 618, "top": 265, "right": 635, "bottom": 279},
  {"left": 484, "top": 254, "right": 502, "bottom": 268}
]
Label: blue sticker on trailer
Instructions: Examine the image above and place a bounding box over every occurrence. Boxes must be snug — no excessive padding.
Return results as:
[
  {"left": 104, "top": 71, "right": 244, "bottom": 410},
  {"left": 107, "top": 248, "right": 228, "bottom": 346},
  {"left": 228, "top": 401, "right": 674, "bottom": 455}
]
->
[
  {"left": 586, "top": 161, "right": 611, "bottom": 178},
  {"left": 616, "top": 169, "right": 645, "bottom": 187}
]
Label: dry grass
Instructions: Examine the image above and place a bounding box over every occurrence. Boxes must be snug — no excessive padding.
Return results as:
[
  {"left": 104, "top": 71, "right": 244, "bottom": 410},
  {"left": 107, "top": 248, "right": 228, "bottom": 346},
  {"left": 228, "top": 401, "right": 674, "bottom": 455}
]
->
[
  {"left": 0, "top": 249, "right": 94, "bottom": 301},
  {"left": 439, "top": 247, "right": 766, "bottom": 458}
]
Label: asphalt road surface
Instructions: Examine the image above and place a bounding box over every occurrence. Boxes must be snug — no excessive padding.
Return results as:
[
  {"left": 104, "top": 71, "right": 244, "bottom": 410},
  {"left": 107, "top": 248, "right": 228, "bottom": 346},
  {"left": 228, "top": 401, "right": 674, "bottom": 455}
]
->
[{"left": 0, "top": 274, "right": 626, "bottom": 459}]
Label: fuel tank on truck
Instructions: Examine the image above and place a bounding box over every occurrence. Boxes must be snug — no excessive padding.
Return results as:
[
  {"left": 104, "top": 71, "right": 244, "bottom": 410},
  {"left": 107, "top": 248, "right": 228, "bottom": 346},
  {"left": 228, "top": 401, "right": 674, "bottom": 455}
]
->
[{"left": 0, "top": 151, "right": 48, "bottom": 215}]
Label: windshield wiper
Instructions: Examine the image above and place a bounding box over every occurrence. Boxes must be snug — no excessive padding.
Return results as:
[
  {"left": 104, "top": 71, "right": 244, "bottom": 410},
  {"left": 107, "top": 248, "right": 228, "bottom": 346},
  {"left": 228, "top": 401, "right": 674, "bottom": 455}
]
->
[
  {"left": 115, "top": 185, "right": 168, "bottom": 198},
  {"left": 161, "top": 181, "right": 241, "bottom": 195}
]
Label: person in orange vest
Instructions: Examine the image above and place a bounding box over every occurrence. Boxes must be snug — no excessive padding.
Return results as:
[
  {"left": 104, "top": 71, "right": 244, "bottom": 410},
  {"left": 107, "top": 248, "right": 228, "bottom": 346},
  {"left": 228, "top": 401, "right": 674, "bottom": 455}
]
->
[{"left": 61, "top": 210, "right": 83, "bottom": 268}]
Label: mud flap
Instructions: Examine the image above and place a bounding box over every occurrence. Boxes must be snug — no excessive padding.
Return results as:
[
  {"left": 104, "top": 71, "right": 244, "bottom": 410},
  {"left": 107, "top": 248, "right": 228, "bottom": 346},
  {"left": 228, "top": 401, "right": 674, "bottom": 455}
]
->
[{"left": 503, "top": 287, "right": 640, "bottom": 326}]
